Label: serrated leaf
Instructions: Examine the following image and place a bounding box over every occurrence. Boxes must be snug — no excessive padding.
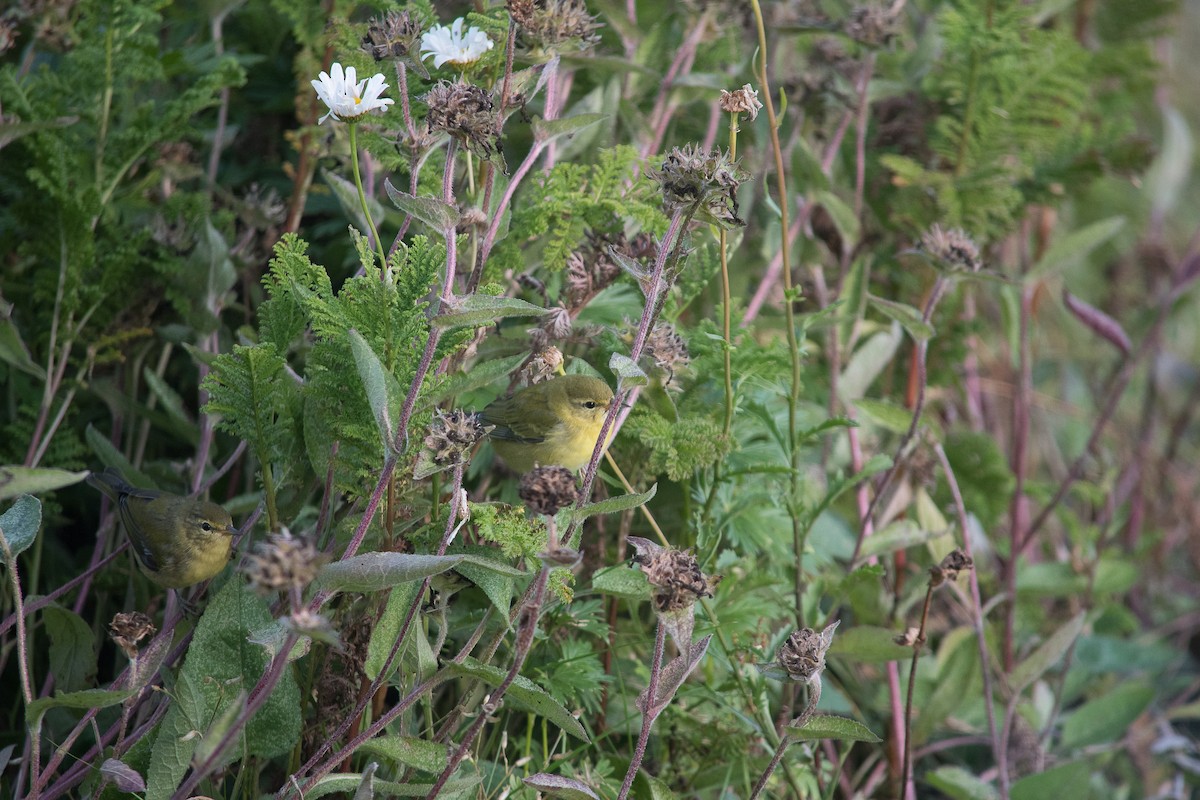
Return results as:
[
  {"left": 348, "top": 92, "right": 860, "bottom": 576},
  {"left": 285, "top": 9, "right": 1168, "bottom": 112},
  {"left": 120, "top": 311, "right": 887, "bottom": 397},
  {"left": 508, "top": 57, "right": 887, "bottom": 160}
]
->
[
  {"left": 564, "top": 484, "right": 656, "bottom": 527},
  {"left": 0, "top": 494, "right": 42, "bottom": 557},
  {"left": 1029, "top": 216, "right": 1126, "bottom": 279},
  {"left": 433, "top": 295, "right": 552, "bottom": 329},
  {"left": 524, "top": 773, "right": 601, "bottom": 799},
  {"left": 358, "top": 736, "right": 449, "bottom": 773},
  {"left": 829, "top": 625, "right": 912, "bottom": 662},
  {"left": 318, "top": 552, "right": 524, "bottom": 594},
  {"left": 384, "top": 180, "right": 460, "bottom": 233},
  {"left": 787, "top": 713, "right": 881, "bottom": 742},
  {"left": 447, "top": 657, "right": 589, "bottom": 740},
  {"left": 532, "top": 113, "right": 606, "bottom": 144},
  {"left": 1008, "top": 612, "right": 1086, "bottom": 695},
  {"left": 348, "top": 329, "right": 395, "bottom": 453},
  {"left": 590, "top": 565, "right": 650, "bottom": 600},
  {"left": 609, "top": 352, "right": 648, "bottom": 388},
  {"left": 868, "top": 295, "right": 934, "bottom": 341},
  {"left": 0, "top": 468, "right": 87, "bottom": 503}
]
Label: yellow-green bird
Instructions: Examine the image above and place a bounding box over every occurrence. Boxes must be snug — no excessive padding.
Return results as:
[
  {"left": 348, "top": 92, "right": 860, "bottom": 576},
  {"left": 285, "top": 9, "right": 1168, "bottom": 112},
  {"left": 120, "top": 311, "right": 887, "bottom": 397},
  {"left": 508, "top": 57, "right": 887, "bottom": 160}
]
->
[
  {"left": 480, "top": 375, "right": 616, "bottom": 473},
  {"left": 87, "top": 468, "right": 236, "bottom": 589}
]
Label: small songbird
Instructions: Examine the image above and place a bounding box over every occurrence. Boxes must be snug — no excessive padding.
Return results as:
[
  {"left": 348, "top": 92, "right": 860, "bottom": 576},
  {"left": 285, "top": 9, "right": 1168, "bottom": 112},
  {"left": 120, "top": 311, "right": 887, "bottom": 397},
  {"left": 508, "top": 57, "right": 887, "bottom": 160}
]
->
[
  {"left": 479, "top": 374, "right": 616, "bottom": 473},
  {"left": 87, "top": 468, "right": 236, "bottom": 589}
]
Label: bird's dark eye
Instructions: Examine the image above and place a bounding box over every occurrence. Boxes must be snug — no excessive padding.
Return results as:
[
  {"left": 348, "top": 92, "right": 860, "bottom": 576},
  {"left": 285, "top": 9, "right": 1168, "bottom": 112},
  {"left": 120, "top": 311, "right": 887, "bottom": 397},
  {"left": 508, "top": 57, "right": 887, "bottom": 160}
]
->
[
  {"left": 201, "top": 522, "right": 212, "bottom": 532},
  {"left": 583, "top": 401, "right": 597, "bottom": 409}
]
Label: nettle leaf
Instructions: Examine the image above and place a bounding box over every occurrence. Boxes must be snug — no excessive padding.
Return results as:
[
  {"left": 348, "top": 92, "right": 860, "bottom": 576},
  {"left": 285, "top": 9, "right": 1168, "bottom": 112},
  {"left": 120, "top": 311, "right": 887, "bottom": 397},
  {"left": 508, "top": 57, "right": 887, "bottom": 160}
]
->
[
  {"left": 384, "top": 180, "right": 460, "bottom": 233},
  {"left": 433, "top": 295, "right": 552, "bottom": 329},
  {"left": 590, "top": 565, "right": 650, "bottom": 600},
  {"left": 358, "top": 735, "right": 449, "bottom": 774},
  {"left": 0, "top": 494, "right": 42, "bottom": 556},
  {"left": 318, "top": 552, "right": 524, "bottom": 594},
  {"left": 787, "top": 714, "right": 882, "bottom": 743},
  {"left": 448, "top": 657, "right": 589, "bottom": 741}
]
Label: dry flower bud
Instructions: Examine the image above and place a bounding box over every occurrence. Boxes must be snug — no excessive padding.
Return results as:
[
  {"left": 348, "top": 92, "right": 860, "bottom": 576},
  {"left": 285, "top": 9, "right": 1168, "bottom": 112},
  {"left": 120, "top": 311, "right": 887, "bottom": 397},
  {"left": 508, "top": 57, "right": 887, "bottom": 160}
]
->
[
  {"left": 777, "top": 620, "right": 839, "bottom": 683},
  {"left": 654, "top": 144, "right": 747, "bottom": 227},
  {"left": 422, "top": 80, "right": 503, "bottom": 163},
  {"left": 643, "top": 322, "right": 690, "bottom": 388},
  {"left": 109, "top": 612, "right": 156, "bottom": 659},
  {"left": 719, "top": 84, "right": 763, "bottom": 121},
  {"left": 845, "top": 4, "right": 898, "bottom": 47},
  {"left": 519, "top": 466, "right": 580, "bottom": 515},
  {"left": 630, "top": 537, "right": 720, "bottom": 614},
  {"left": 932, "top": 548, "right": 974, "bottom": 585},
  {"left": 244, "top": 528, "right": 326, "bottom": 596},
  {"left": 894, "top": 627, "right": 921, "bottom": 647},
  {"left": 362, "top": 10, "right": 424, "bottom": 66},
  {"left": 521, "top": 346, "right": 564, "bottom": 385},
  {"left": 424, "top": 409, "right": 490, "bottom": 467},
  {"left": 921, "top": 224, "right": 982, "bottom": 272},
  {"left": 509, "top": 0, "right": 601, "bottom": 50}
]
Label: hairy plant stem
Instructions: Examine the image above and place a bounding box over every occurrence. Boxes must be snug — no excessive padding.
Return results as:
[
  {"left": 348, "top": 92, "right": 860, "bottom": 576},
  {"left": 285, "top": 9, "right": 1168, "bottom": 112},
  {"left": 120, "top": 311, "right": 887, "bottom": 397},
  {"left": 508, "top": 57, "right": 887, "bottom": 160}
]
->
[
  {"left": 749, "top": 680, "right": 822, "bottom": 799},
  {"left": 2, "top": 535, "right": 37, "bottom": 800},
  {"left": 618, "top": 620, "right": 667, "bottom": 799},
  {"left": 348, "top": 122, "right": 388, "bottom": 273},
  {"left": 720, "top": 110, "right": 739, "bottom": 439}
]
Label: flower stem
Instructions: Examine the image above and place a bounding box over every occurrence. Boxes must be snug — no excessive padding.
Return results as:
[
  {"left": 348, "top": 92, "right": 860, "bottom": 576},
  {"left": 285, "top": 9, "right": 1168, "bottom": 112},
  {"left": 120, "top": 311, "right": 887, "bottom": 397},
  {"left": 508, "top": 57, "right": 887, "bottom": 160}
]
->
[
  {"left": 617, "top": 620, "right": 668, "bottom": 800},
  {"left": 348, "top": 122, "right": 389, "bottom": 276}
]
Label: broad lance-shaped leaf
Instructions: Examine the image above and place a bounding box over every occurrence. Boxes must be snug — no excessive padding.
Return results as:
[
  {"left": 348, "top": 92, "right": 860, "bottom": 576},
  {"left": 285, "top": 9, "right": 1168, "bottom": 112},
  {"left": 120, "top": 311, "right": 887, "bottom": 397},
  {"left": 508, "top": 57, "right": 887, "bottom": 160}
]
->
[
  {"left": 1008, "top": 611, "right": 1086, "bottom": 694},
  {"left": 561, "top": 484, "right": 656, "bottom": 527},
  {"left": 523, "top": 774, "right": 600, "bottom": 800},
  {"left": 868, "top": 294, "right": 934, "bottom": 342},
  {"left": 447, "top": 657, "right": 589, "bottom": 741},
  {"left": 609, "top": 352, "right": 648, "bottom": 388},
  {"left": 858, "top": 520, "right": 947, "bottom": 560},
  {"left": 1062, "top": 290, "right": 1131, "bottom": 355},
  {"left": 0, "top": 469, "right": 86, "bottom": 503},
  {"left": 0, "top": 494, "right": 41, "bottom": 557},
  {"left": 532, "top": 113, "right": 606, "bottom": 144},
  {"left": 318, "top": 552, "right": 525, "bottom": 594},
  {"left": 1030, "top": 216, "right": 1126, "bottom": 279},
  {"left": 787, "top": 714, "right": 882, "bottom": 743},
  {"left": 433, "top": 295, "right": 553, "bottom": 329},
  {"left": 358, "top": 736, "right": 449, "bottom": 773},
  {"left": 638, "top": 635, "right": 712, "bottom": 716},
  {"left": 348, "top": 329, "right": 395, "bottom": 453},
  {"left": 304, "top": 774, "right": 482, "bottom": 799},
  {"left": 384, "top": 179, "right": 460, "bottom": 234}
]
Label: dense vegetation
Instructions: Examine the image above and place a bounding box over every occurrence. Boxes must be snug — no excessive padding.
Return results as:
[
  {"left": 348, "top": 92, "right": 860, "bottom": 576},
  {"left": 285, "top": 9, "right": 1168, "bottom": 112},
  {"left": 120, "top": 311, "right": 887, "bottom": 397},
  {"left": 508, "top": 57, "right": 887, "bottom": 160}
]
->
[{"left": 1, "top": 0, "right": 1198, "bottom": 797}]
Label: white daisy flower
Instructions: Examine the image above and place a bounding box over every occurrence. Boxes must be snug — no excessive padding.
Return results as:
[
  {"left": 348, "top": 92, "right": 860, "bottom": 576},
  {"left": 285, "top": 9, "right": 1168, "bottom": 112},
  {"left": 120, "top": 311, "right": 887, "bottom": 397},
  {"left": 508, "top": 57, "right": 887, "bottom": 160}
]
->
[
  {"left": 311, "top": 62, "right": 395, "bottom": 124},
  {"left": 420, "top": 18, "right": 494, "bottom": 69}
]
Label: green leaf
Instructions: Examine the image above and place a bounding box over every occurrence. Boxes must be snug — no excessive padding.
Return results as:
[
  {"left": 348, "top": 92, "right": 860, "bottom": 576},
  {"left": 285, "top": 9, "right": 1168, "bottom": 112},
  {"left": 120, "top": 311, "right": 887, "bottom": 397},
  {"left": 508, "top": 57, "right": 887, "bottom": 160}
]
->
[
  {"left": 925, "top": 766, "right": 999, "bottom": 800},
  {"left": 365, "top": 581, "right": 423, "bottom": 682},
  {"left": 590, "top": 565, "right": 650, "bottom": 600},
  {"left": 0, "top": 468, "right": 88, "bottom": 502},
  {"left": 358, "top": 735, "right": 449, "bottom": 773},
  {"left": 142, "top": 367, "right": 198, "bottom": 442},
  {"left": 202, "top": 343, "right": 296, "bottom": 467},
  {"left": 915, "top": 628, "right": 980, "bottom": 741},
  {"left": 318, "top": 553, "right": 525, "bottom": 594},
  {"left": 810, "top": 190, "right": 860, "bottom": 254},
  {"left": 523, "top": 773, "right": 600, "bottom": 800},
  {"left": 456, "top": 557, "right": 515, "bottom": 620},
  {"left": 0, "top": 304, "right": 45, "bottom": 379},
  {"left": 324, "top": 169, "right": 386, "bottom": 241},
  {"left": 0, "top": 494, "right": 42, "bottom": 557},
  {"left": 836, "top": 256, "right": 870, "bottom": 351},
  {"left": 787, "top": 713, "right": 881, "bottom": 743},
  {"left": 564, "top": 484, "right": 656, "bottom": 527},
  {"left": 852, "top": 398, "right": 912, "bottom": 434},
  {"left": 532, "top": 113, "right": 606, "bottom": 144},
  {"left": 44, "top": 605, "right": 97, "bottom": 693},
  {"left": 837, "top": 324, "right": 902, "bottom": 403},
  {"left": 26, "top": 688, "right": 134, "bottom": 723},
  {"left": 867, "top": 295, "right": 934, "bottom": 341},
  {"left": 433, "top": 295, "right": 552, "bottom": 329},
  {"left": 85, "top": 425, "right": 156, "bottom": 489},
  {"left": 447, "top": 657, "right": 589, "bottom": 741},
  {"left": 384, "top": 180, "right": 460, "bottom": 233},
  {"left": 1060, "top": 681, "right": 1154, "bottom": 748},
  {"left": 1010, "top": 761, "right": 1091, "bottom": 800},
  {"left": 1146, "top": 107, "right": 1192, "bottom": 219},
  {"left": 829, "top": 625, "right": 912, "bottom": 662},
  {"left": 1029, "top": 216, "right": 1126, "bottom": 279},
  {"left": 858, "top": 520, "right": 945, "bottom": 560},
  {"left": 348, "top": 329, "right": 395, "bottom": 453},
  {"left": 305, "top": 773, "right": 481, "bottom": 799},
  {"left": 609, "top": 352, "right": 648, "bottom": 388},
  {"left": 1008, "top": 612, "right": 1086, "bottom": 695}
]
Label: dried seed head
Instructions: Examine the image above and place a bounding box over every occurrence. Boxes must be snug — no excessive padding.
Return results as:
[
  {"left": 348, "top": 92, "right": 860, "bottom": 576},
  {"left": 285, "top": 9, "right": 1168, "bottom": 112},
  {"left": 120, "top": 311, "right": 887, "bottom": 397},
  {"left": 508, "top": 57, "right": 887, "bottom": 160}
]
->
[
  {"left": 519, "top": 466, "right": 580, "bottom": 515},
  {"left": 631, "top": 538, "right": 719, "bottom": 614},
  {"left": 422, "top": 80, "right": 503, "bottom": 163},
  {"left": 929, "top": 548, "right": 974, "bottom": 587},
  {"left": 509, "top": 0, "right": 601, "bottom": 50},
  {"left": 777, "top": 620, "right": 839, "bottom": 684},
  {"left": 520, "top": 346, "right": 564, "bottom": 385},
  {"left": 643, "top": 323, "right": 690, "bottom": 388},
  {"left": 845, "top": 4, "right": 899, "bottom": 47},
  {"left": 539, "top": 306, "right": 574, "bottom": 340},
  {"left": 654, "top": 144, "right": 747, "bottom": 227},
  {"left": 362, "top": 10, "right": 424, "bottom": 66},
  {"left": 244, "top": 529, "right": 326, "bottom": 596},
  {"left": 424, "top": 409, "right": 490, "bottom": 467},
  {"left": 109, "top": 612, "right": 156, "bottom": 659},
  {"left": 719, "top": 84, "right": 763, "bottom": 121},
  {"left": 921, "top": 224, "right": 982, "bottom": 272}
]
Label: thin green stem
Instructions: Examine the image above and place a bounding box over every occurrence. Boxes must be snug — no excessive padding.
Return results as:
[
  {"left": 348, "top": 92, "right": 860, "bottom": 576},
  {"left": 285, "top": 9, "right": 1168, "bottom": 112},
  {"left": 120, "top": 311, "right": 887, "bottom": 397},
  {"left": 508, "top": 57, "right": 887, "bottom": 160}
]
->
[{"left": 348, "top": 123, "right": 389, "bottom": 275}]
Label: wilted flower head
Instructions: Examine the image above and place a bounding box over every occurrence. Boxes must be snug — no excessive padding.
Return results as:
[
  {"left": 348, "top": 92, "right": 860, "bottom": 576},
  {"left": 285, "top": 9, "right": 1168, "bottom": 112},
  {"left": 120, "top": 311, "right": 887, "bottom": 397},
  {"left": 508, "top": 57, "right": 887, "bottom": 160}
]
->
[
  {"left": 928, "top": 548, "right": 974, "bottom": 588},
  {"left": 244, "top": 528, "right": 326, "bottom": 597},
  {"left": 421, "top": 18, "right": 494, "bottom": 69},
  {"left": 286, "top": 608, "right": 342, "bottom": 650},
  {"left": 921, "top": 224, "right": 982, "bottom": 272},
  {"left": 775, "top": 620, "right": 839, "bottom": 684},
  {"left": 422, "top": 80, "right": 504, "bottom": 163},
  {"left": 520, "top": 346, "right": 564, "bottom": 385},
  {"left": 565, "top": 231, "right": 654, "bottom": 309},
  {"left": 845, "top": 4, "right": 899, "bottom": 47},
  {"left": 312, "top": 63, "right": 395, "bottom": 124},
  {"left": 643, "top": 322, "right": 690, "bottom": 388},
  {"left": 655, "top": 144, "right": 748, "bottom": 227},
  {"left": 109, "top": 612, "right": 156, "bottom": 659},
  {"left": 424, "top": 409, "right": 491, "bottom": 468},
  {"left": 519, "top": 466, "right": 580, "bottom": 515},
  {"left": 719, "top": 84, "right": 763, "bottom": 121},
  {"left": 361, "top": 10, "right": 428, "bottom": 79},
  {"left": 508, "top": 0, "right": 601, "bottom": 50},
  {"left": 630, "top": 537, "right": 720, "bottom": 647}
]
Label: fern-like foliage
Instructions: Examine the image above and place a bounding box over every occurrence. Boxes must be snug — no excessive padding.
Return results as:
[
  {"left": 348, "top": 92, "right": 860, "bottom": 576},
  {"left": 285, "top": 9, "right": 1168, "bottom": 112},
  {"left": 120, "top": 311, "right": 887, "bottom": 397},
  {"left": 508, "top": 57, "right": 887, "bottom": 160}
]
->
[{"left": 490, "top": 145, "right": 667, "bottom": 277}]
